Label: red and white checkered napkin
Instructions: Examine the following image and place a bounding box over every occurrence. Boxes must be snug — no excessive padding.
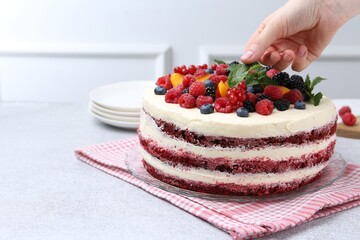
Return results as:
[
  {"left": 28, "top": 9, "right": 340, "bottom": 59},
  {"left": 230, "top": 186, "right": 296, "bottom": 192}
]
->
[{"left": 75, "top": 137, "right": 360, "bottom": 240}]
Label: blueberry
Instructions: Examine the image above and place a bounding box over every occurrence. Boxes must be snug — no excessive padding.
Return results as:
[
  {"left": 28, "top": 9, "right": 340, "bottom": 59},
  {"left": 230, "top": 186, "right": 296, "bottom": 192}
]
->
[
  {"left": 204, "top": 80, "right": 215, "bottom": 88},
  {"left": 294, "top": 101, "right": 306, "bottom": 110},
  {"left": 200, "top": 104, "right": 214, "bottom": 114},
  {"left": 236, "top": 107, "right": 249, "bottom": 117},
  {"left": 205, "top": 68, "right": 214, "bottom": 74},
  {"left": 246, "top": 86, "right": 254, "bottom": 93},
  {"left": 154, "top": 86, "right": 167, "bottom": 95}
]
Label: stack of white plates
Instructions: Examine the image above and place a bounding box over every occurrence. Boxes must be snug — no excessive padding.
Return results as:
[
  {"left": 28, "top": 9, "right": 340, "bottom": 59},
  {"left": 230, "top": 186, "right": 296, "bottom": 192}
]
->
[{"left": 89, "top": 81, "right": 154, "bottom": 129}]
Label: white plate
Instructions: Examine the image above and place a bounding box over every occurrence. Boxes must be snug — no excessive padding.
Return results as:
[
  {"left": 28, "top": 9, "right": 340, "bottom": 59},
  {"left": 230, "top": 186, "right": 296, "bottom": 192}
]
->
[
  {"left": 90, "top": 81, "right": 154, "bottom": 111},
  {"left": 89, "top": 106, "right": 139, "bottom": 122},
  {"left": 90, "top": 101, "right": 140, "bottom": 117},
  {"left": 89, "top": 109, "right": 139, "bottom": 129}
]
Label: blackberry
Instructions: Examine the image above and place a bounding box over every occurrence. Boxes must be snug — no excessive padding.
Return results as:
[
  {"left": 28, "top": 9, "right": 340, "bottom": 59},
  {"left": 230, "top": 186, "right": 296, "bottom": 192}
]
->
[
  {"left": 256, "top": 94, "right": 271, "bottom": 102},
  {"left": 302, "top": 91, "right": 310, "bottom": 101},
  {"left": 183, "top": 88, "right": 189, "bottom": 94},
  {"left": 229, "top": 61, "right": 240, "bottom": 66},
  {"left": 272, "top": 72, "right": 290, "bottom": 87},
  {"left": 252, "top": 84, "right": 264, "bottom": 94},
  {"left": 273, "top": 99, "right": 290, "bottom": 111},
  {"left": 289, "top": 75, "right": 305, "bottom": 91},
  {"left": 243, "top": 99, "right": 255, "bottom": 112},
  {"left": 205, "top": 86, "right": 216, "bottom": 100}
]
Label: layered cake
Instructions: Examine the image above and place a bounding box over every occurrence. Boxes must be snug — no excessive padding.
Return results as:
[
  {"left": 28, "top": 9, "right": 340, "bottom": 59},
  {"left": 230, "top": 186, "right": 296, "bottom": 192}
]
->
[{"left": 138, "top": 61, "right": 337, "bottom": 196}]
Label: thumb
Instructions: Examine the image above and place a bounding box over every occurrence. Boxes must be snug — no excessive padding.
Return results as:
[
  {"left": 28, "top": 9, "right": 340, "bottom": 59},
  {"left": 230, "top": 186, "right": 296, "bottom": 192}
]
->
[{"left": 241, "top": 18, "right": 282, "bottom": 63}]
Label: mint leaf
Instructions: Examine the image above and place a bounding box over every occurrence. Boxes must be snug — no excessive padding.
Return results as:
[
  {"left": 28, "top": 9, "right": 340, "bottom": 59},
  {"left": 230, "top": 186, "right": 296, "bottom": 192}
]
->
[
  {"left": 312, "top": 92, "right": 323, "bottom": 106},
  {"left": 214, "top": 59, "right": 226, "bottom": 65},
  {"left": 304, "top": 74, "right": 311, "bottom": 90},
  {"left": 310, "top": 76, "right": 326, "bottom": 90},
  {"left": 228, "top": 64, "right": 248, "bottom": 88}
]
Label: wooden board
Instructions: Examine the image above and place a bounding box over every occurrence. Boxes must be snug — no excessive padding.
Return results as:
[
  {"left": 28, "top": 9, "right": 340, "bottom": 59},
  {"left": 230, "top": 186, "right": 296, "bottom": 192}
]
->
[{"left": 337, "top": 116, "right": 360, "bottom": 139}]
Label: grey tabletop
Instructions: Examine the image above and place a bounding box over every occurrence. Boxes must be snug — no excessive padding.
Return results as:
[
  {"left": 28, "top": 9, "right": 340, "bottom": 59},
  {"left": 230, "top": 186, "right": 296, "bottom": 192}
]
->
[{"left": 1, "top": 101, "right": 360, "bottom": 240}]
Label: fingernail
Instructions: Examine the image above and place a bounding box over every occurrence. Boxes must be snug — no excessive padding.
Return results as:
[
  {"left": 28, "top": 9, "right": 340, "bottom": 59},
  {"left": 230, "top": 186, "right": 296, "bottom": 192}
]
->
[
  {"left": 241, "top": 51, "right": 254, "bottom": 61},
  {"left": 297, "top": 47, "right": 306, "bottom": 57},
  {"left": 283, "top": 53, "right": 293, "bottom": 61}
]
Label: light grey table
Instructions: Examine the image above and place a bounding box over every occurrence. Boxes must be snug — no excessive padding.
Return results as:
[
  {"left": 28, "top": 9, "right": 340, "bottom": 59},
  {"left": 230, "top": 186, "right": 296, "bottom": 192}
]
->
[{"left": 1, "top": 100, "right": 360, "bottom": 240}]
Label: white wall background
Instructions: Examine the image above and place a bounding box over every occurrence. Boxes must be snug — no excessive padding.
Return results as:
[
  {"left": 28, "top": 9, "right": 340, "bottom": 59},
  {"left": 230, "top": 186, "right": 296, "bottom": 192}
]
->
[{"left": 0, "top": 0, "right": 359, "bottom": 102}]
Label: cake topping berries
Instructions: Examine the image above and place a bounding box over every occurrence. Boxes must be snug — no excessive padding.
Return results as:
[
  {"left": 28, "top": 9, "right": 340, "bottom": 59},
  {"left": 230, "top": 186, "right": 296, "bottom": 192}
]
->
[{"left": 155, "top": 60, "right": 327, "bottom": 116}]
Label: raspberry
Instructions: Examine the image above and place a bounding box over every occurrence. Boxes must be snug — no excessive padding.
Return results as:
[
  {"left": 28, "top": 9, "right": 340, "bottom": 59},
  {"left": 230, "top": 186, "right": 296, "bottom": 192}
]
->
[
  {"left": 216, "top": 64, "right": 228, "bottom": 75},
  {"left": 179, "top": 65, "right": 188, "bottom": 75},
  {"left": 189, "top": 81, "right": 206, "bottom": 97},
  {"left": 218, "top": 75, "right": 228, "bottom": 83},
  {"left": 342, "top": 112, "right": 357, "bottom": 126},
  {"left": 247, "top": 92, "right": 257, "bottom": 104},
  {"left": 165, "top": 88, "right": 182, "bottom": 103},
  {"left": 339, "top": 106, "right": 351, "bottom": 116},
  {"left": 182, "top": 74, "right": 196, "bottom": 88},
  {"left": 283, "top": 89, "right": 304, "bottom": 104},
  {"left": 194, "top": 68, "right": 207, "bottom": 78},
  {"left": 209, "top": 74, "right": 221, "bottom": 85},
  {"left": 173, "top": 66, "right": 182, "bottom": 74},
  {"left": 175, "top": 84, "right": 185, "bottom": 93},
  {"left": 178, "top": 93, "right": 196, "bottom": 109},
  {"left": 211, "top": 64, "right": 217, "bottom": 71},
  {"left": 272, "top": 72, "right": 290, "bottom": 87},
  {"left": 214, "top": 97, "right": 233, "bottom": 113},
  {"left": 266, "top": 69, "right": 279, "bottom": 78},
  {"left": 274, "top": 99, "right": 290, "bottom": 111},
  {"left": 200, "top": 63, "right": 208, "bottom": 69},
  {"left": 196, "top": 95, "right": 213, "bottom": 108},
  {"left": 188, "top": 65, "right": 197, "bottom": 75},
  {"left": 263, "top": 85, "right": 283, "bottom": 101},
  {"left": 156, "top": 74, "right": 172, "bottom": 90},
  {"left": 255, "top": 99, "right": 274, "bottom": 116}
]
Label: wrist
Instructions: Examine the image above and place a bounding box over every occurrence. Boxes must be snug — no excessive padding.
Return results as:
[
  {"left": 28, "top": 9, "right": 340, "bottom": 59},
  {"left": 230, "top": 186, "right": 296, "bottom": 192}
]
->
[{"left": 323, "top": 0, "right": 360, "bottom": 28}]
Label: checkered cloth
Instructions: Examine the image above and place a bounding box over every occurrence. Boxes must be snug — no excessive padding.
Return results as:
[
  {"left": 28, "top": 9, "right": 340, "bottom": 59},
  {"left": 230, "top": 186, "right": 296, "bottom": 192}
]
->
[{"left": 75, "top": 137, "right": 360, "bottom": 239}]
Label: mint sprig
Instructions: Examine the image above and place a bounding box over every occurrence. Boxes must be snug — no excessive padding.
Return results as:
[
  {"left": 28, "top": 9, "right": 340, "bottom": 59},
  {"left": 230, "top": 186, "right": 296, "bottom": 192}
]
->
[
  {"left": 226, "top": 62, "right": 276, "bottom": 88},
  {"left": 303, "top": 75, "right": 326, "bottom": 106}
]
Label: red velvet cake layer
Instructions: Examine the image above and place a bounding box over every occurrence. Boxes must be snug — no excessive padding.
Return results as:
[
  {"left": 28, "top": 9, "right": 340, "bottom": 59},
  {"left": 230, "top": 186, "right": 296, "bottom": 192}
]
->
[
  {"left": 151, "top": 115, "right": 337, "bottom": 149},
  {"left": 143, "top": 160, "right": 323, "bottom": 196},
  {"left": 139, "top": 134, "right": 335, "bottom": 174}
]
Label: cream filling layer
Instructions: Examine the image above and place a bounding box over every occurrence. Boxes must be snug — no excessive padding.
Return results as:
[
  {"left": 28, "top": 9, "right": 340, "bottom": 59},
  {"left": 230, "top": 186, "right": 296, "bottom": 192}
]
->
[
  {"left": 142, "top": 87, "right": 337, "bottom": 138},
  {"left": 141, "top": 147, "right": 327, "bottom": 185},
  {"left": 139, "top": 110, "right": 336, "bottom": 161}
]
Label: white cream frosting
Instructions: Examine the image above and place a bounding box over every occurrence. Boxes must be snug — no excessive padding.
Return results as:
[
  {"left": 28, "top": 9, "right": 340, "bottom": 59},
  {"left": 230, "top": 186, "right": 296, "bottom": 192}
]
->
[
  {"left": 141, "top": 147, "right": 326, "bottom": 185},
  {"left": 142, "top": 87, "right": 337, "bottom": 138},
  {"left": 139, "top": 110, "right": 336, "bottom": 161}
]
